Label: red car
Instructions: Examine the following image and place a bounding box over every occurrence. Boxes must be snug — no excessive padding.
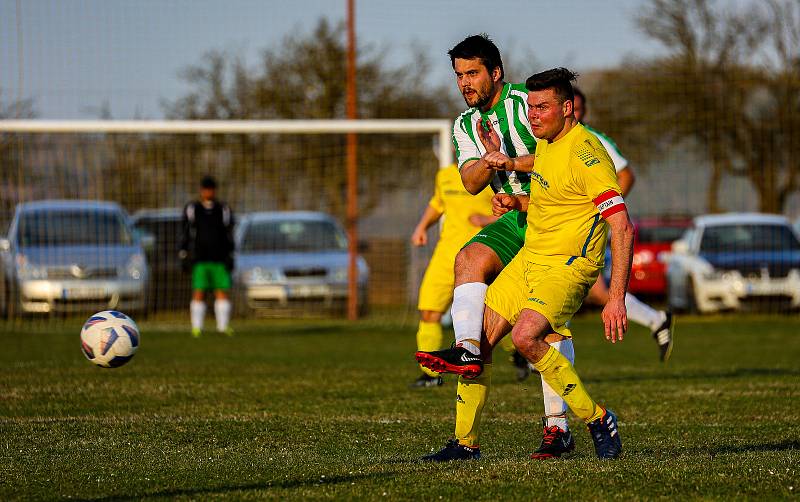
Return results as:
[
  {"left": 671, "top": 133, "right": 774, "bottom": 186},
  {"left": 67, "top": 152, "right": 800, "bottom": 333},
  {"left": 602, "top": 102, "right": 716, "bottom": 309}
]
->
[{"left": 629, "top": 217, "right": 692, "bottom": 295}]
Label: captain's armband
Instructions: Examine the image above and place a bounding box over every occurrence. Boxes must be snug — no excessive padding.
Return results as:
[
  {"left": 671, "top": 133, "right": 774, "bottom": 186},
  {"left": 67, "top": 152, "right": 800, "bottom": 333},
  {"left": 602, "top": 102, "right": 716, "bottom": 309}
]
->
[{"left": 593, "top": 190, "right": 626, "bottom": 219}]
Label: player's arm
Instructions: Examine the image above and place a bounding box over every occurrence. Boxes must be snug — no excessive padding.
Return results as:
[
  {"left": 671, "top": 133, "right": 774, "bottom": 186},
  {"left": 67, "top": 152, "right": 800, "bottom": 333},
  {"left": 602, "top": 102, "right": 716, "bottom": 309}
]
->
[
  {"left": 616, "top": 167, "right": 635, "bottom": 196},
  {"left": 478, "top": 119, "right": 536, "bottom": 173},
  {"left": 410, "top": 205, "right": 443, "bottom": 247},
  {"left": 179, "top": 203, "right": 192, "bottom": 270},
  {"left": 595, "top": 192, "right": 634, "bottom": 344},
  {"left": 468, "top": 214, "right": 499, "bottom": 227},
  {"left": 491, "top": 193, "right": 529, "bottom": 215}
]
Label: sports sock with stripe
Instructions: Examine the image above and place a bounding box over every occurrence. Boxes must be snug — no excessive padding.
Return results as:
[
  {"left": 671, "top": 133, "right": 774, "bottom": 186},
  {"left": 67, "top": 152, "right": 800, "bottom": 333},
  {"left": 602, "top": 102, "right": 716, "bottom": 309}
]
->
[
  {"left": 540, "top": 339, "right": 574, "bottom": 431},
  {"left": 416, "top": 320, "right": 444, "bottom": 377},
  {"left": 534, "top": 346, "right": 603, "bottom": 423},
  {"left": 454, "top": 363, "right": 492, "bottom": 447}
]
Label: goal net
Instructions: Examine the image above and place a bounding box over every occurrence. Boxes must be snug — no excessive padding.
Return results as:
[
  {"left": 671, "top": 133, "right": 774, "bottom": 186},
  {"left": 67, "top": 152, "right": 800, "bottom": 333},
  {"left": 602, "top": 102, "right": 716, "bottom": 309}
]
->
[{"left": 0, "top": 119, "right": 451, "bottom": 324}]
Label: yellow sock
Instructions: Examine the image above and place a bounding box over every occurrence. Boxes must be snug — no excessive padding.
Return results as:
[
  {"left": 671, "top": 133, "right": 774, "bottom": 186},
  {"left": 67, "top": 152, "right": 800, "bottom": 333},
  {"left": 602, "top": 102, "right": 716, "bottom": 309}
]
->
[
  {"left": 498, "top": 334, "right": 516, "bottom": 354},
  {"left": 454, "top": 364, "right": 492, "bottom": 447},
  {"left": 533, "top": 346, "right": 603, "bottom": 423},
  {"left": 416, "top": 320, "right": 444, "bottom": 377}
]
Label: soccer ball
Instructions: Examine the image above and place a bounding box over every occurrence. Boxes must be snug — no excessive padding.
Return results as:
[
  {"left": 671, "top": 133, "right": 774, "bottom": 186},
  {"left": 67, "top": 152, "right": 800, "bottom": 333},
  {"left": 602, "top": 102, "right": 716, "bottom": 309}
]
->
[{"left": 80, "top": 310, "right": 140, "bottom": 368}]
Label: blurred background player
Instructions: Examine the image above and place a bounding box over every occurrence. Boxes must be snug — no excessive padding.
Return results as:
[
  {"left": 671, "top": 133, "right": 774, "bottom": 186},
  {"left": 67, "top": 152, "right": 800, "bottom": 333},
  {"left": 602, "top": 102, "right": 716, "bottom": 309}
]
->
[
  {"left": 573, "top": 87, "right": 675, "bottom": 361},
  {"left": 410, "top": 163, "right": 506, "bottom": 387},
  {"left": 179, "top": 175, "right": 236, "bottom": 337}
]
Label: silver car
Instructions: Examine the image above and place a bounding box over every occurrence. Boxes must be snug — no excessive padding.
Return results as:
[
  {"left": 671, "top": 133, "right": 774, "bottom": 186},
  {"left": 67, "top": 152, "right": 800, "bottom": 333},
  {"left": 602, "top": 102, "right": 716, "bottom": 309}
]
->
[
  {"left": 666, "top": 213, "right": 800, "bottom": 313},
  {"left": 0, "top": 200, "right": 150, "bottom": 316},
  {"left": 235, "top": 211, "right": 369, "bottom": 316}
]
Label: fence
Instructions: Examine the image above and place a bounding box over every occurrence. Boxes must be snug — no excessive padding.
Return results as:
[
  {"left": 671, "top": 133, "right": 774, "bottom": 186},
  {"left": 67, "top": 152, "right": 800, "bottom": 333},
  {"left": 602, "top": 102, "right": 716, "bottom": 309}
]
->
[{"left": 0, "top": 120, "right": 451, "bottom": 324}]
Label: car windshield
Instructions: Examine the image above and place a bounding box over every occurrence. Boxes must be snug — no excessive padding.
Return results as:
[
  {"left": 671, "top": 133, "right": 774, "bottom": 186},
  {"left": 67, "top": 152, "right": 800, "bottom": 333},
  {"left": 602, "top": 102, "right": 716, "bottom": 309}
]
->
[
  {"left": 240, "top": 219, "right": 347, "bottom": 252},
  {"left": 699, "top": 224, "right": 800, "bottom": 253},
  {"left": 18, "top": 209, "right": 133, "bottom": 247},
  {"left": 637, "top": 226, "right": 687, "bottom": 244}
]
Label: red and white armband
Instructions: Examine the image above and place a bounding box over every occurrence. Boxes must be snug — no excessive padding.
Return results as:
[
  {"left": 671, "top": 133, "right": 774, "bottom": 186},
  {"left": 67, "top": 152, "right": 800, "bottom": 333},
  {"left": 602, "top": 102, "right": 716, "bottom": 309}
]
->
[{"left": 593, "top": 190, "right": 626, "bottom": 219}]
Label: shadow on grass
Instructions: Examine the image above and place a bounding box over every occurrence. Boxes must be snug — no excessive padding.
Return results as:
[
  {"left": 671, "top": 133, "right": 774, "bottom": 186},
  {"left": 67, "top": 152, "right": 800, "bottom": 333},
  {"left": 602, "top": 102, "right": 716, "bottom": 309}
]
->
[
  {"left": 583, "top": 367, "right": 800, "bottom": 384},
  {"left": 81, "top": 469, "right": 413, "bottom": 501},
  {"left": 701, "top": 440, "right": 800, "bottom": 455}
]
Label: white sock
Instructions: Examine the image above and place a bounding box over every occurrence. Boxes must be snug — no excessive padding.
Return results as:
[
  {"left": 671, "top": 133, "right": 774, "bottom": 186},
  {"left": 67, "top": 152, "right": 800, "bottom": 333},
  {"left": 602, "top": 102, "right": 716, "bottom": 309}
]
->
[
  {"left": 625, "top": 293, "right": 665, "bottom": 331},
  {"left": 541, "top": 338, "right": 575, "bottom": 431},
  {"left": 214, "top": 298, "right": 231, "bottom": 332},
  {"left": 190, "top": 300, "right": 206, "bottom": 330},
  {"left": 451, "top": 282, "right": 488, "bottom": 355}
]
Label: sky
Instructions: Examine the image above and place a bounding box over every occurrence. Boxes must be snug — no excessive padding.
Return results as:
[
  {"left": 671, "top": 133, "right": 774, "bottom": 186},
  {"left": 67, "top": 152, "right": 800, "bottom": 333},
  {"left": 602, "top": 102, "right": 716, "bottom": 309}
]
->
[{"left": 0, "top": 0, "right": 665, "bottom": 119}]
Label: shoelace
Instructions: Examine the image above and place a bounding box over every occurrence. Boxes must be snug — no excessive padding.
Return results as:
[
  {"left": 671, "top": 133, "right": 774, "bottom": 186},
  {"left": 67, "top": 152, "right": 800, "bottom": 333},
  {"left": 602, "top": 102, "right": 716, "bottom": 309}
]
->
[{"left": 540, "top": 426, "right": 560, "bottom": 447}]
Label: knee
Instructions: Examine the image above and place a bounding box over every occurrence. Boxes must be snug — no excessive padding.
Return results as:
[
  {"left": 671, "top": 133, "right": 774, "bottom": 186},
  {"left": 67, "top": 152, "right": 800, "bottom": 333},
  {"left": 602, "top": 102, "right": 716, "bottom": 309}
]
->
[
  {"left": 455, "top": 245, "right": 500, "bottom": 281},
  {"left": 420, "top": 310, "right": 442, "bottom": 323}
]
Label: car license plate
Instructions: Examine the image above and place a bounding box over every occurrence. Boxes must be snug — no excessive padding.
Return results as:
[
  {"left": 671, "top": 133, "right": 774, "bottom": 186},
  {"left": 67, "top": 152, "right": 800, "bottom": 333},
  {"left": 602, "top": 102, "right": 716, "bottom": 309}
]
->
[
  {"left": 289, "top": 284, "right": 329, "bottom": 297},
  {"left": 62, "top": 287, "right": 106, "bottom": 299}
]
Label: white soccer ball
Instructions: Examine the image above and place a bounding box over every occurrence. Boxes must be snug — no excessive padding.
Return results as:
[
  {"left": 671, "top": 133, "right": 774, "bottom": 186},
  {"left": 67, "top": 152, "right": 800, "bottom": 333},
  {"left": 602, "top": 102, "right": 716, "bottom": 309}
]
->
[{"left": 80, "top": 310, "right": 140, "bottom": 368}]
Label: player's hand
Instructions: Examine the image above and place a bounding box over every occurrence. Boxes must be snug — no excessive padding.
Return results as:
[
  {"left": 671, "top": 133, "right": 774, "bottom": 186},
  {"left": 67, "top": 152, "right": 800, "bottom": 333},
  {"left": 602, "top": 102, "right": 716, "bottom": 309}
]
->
[
  {"left": 477, "top": 118, "right": 501, "bottom": 152},
  {"left": 601, "top": 296, "right": 627, "bottom": 344},
  {"left": 483, "top": 151, "right": 514, "bottom": 171},
  {"left": 491, "top": 193, "right": 520, "bottom": 216},
  {"left": 410, "top": 226, "right": 428, "bottom": 246}
]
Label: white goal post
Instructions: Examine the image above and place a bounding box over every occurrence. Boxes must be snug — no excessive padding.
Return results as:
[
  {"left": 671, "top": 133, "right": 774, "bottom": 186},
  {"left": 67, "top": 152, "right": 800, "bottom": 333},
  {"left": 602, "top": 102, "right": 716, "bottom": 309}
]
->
[{"left": 0, "top": 119, "right": 453, "bottom": 166}]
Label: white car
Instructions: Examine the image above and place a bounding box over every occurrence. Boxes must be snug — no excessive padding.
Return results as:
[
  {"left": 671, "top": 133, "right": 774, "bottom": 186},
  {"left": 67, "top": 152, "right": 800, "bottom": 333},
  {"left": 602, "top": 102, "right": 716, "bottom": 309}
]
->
[{"left": 666, "top": 213, "right": 800, "bottom": 313}]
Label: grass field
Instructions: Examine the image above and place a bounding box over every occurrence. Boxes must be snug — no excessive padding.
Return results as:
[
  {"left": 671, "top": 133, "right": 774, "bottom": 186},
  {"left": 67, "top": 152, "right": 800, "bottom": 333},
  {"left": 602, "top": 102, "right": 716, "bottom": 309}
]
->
[{"left": 1, "top": 313, "right": 799, "bottom": 500}]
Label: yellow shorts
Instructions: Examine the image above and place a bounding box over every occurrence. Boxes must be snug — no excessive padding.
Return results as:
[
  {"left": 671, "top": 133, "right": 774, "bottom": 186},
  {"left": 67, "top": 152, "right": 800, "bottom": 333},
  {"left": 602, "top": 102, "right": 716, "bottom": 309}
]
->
[
  {"left": 417, "top": 242, "right": 460, "bottom": 312},
  {"left": 485, "top": 253, "right": 600, "bottom": 337}
]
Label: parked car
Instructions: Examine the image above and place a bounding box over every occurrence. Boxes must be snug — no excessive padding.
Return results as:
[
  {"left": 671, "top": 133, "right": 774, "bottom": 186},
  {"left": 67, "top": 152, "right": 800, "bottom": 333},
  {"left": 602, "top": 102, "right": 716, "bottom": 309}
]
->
[
  {"left": 628, "top": 217, "right": 692, "bottom": 296},
  {"left": 666, "top": 213, "right": 800, "bottom": 313},
  {"left": 131, "top": 208, "right": 192, "bottom": 311},
  {"left": 234, "top": 211, "right": 369, "bottom": 316},
  {"left": 0, "top": 200, "right": 150, "bottom": 316}
]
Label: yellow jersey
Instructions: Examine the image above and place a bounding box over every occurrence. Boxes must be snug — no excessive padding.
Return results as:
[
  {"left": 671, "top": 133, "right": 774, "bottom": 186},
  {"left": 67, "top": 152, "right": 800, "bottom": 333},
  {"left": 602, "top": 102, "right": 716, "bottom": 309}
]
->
[
  {"left": 429, "top": 164, "right": 494, "bottom": 250},
  {"left": 524, "top": 123, "right": 624, "bottom": 267}
]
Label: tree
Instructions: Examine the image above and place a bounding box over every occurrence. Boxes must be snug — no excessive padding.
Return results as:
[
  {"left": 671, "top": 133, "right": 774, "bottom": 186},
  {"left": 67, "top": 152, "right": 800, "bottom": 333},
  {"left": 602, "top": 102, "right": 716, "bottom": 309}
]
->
[
  {"left": 149, "top": 19, "right": 459, "bottom": 220},
  {"left": 589, "top": 0, "right": 800, "bottom": 213}
]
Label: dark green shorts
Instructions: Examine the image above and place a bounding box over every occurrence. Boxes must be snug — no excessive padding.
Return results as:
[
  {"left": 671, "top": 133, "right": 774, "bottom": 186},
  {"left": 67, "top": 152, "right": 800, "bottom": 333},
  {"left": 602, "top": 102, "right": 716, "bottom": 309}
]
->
[
  {"left": 463, "top": 210, "right": 527, "bottom": 266},
  {"left": 192, "top": 262, "right": 232, "bottom": 291}
]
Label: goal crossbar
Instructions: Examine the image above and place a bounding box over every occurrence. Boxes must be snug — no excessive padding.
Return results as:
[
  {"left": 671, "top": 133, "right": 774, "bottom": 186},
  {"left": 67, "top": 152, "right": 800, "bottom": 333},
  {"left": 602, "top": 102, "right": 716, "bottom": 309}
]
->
[{"left": 0, "top": 119, "right": 454, "bottom": 166}]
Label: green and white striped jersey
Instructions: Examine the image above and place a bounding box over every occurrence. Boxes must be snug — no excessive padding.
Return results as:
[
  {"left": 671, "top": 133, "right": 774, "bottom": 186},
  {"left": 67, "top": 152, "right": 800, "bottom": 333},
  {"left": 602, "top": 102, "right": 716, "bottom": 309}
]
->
[
  {"left": 584, "top": 124, "right": 628, "bottom": 173},
  {"left": 452, "top": 82, "right": 537, "bottom": 196}
]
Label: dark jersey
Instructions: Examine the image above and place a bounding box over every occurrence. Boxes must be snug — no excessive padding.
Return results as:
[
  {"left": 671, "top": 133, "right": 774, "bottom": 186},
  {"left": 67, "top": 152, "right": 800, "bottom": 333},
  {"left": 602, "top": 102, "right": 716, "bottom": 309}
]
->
[{"left": 180, "top": 200, "right": 235, "bottom": 263}]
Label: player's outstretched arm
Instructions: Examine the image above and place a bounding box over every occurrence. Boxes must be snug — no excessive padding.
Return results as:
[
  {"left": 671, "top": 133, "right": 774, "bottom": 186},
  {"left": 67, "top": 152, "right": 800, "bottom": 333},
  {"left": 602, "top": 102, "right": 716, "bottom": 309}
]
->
[
  {"left": 616, "top": 167, "right": 636, "bottom": 196},
  {"left": 411, "top": 205, "right": 443, "bottom": 246},
  {"left": 602, "top": 208, "right": 635, "bottom": 344},
  {"left": 468, "top": 214, "right": 500, "bottom": 228}
]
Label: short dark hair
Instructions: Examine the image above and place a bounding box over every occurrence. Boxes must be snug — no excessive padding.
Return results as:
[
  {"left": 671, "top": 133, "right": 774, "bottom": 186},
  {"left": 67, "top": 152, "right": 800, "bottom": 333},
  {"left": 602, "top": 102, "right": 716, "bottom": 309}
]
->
[
  {"left": 525, "top": 68, "right": 579, "bottom": 103},
  {"left": 573, "top": 86, "right": 586, "bottom": 104},
  {"left": 448, "top": 34, "right": 504, "bottom": 80},
  {"left": 200, "top": 175, "right": 217, "bottom": 189}
]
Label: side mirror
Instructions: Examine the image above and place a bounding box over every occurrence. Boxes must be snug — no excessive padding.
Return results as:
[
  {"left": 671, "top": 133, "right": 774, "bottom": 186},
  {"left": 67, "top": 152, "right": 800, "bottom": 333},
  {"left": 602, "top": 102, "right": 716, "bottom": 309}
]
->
[
  {"left": 671, "top": 240, "right": 689, "bottom": 255},
  {"left": 0, "top": 238, "right": 10, "bottom": 252},
  {"left": 133, "top": 229, "right": 156, "bottom": 252},
  {"left": 141, "top": 234, "right": 155, "bottom": 253}
]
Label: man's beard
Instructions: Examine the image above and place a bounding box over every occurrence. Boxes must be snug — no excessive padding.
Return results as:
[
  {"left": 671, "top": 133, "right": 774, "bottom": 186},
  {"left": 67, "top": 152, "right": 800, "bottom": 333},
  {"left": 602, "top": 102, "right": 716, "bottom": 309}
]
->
[{"left": 463, "top": 84, "right": 493, "bottom": 109}]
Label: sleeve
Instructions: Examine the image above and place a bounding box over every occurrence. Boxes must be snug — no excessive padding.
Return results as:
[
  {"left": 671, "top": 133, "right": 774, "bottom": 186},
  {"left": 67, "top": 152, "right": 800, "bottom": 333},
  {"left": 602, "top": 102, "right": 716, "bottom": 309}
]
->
[
  {"left": 594, "top": 132, "right": 628, "bottom": 173},
  {"left": 452, "top": 116, "right": 481, "bottom": 169},
  {"left": 428, "top": 170, "right": 445, "bottom": 214},
  {"left": 179, "top": 202, "right": 192, "bottom": 253},
  {"left": 222, "top": 203, "right": 235, "bottom": 253},
  {"left": 573, "top": 135, "right": 626, "bottom": 219}
]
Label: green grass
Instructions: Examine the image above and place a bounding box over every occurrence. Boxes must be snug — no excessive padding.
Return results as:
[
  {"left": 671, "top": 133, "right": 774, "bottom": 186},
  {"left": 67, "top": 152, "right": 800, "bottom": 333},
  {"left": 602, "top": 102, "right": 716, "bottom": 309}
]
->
[{"left": 1, "top": 314, "right": 799, "bottom": 500}]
